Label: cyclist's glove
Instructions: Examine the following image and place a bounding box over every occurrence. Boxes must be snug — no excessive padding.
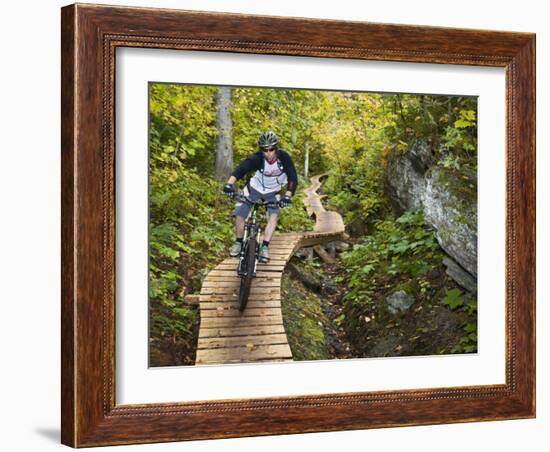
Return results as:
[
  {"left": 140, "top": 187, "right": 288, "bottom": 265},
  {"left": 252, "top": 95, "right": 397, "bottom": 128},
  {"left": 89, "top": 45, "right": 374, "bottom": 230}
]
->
[
  {"left": 280, "top": 196, "right": 292, "bottom": 208},
  {"left": 223, "top": 183, "right": 236, "bottom": 198}
]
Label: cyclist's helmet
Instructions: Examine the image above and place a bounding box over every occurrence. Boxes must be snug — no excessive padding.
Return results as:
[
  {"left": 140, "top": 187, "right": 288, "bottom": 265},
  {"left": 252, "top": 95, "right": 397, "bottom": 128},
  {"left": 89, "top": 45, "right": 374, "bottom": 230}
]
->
[{"left": 258, "top": 131, "right": 279, "bottom": 149}]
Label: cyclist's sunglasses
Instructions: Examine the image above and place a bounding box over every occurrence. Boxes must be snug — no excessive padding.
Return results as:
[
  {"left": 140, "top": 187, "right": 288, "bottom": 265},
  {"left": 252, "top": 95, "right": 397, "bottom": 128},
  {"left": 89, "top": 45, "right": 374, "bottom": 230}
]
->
[{"left": 261, "top": 146, "right": 277, "bottom": 153}]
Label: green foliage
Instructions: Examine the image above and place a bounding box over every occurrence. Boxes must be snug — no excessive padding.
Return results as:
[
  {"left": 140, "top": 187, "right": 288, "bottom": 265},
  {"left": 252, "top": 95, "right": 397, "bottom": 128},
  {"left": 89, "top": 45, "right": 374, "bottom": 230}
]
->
[
  {"left": 277, "top": 177, "right": 315, "bottom": 232},
  {"left": 379, "top": 94, "right": 477, "bottom": 154},
  {"left": 231, "top": 88, "right": 322, "bottom": 172},
  {"left": 465, "top": 298, "right": 478, "bottom": 315},
  {"left": 441, "top": 288, "right": 464, "bottom": 310},
  {"left": 441, "top": 288, "right": 477, "bottom": 316},
  {"left": 150, "top": 306, "right": 196, "bottom": 338},
  {"left": 312, "top": 93, "right": 392, "bottom": 225},
  {"left": 149, "top": 84, "right": 234, "bottom": 343},
  {"left": 339, "top": 210, "right": 443, "bottom": 309},
  {"left": 451, "top": 322, "right": 478, "bottom": 354},
  {"left": 149, "top": 83, "right": 217, "bottom": 174},
  {"left": 149, "top": 166, "right": 234, "bottom": 303}
]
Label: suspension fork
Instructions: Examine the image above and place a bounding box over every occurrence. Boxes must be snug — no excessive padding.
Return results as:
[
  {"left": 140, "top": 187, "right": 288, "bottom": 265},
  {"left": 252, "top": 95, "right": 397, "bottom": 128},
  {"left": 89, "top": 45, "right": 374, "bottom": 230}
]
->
[{"left": 238, "top": 207, "right": 259, "bottom": 277}]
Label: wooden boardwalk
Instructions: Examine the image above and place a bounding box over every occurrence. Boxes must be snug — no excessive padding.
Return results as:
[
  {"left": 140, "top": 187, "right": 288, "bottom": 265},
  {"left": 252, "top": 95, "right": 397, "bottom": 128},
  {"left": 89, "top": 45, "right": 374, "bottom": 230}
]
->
[{"left": 195, "top": 174, "right": 345, "bottom": 365}]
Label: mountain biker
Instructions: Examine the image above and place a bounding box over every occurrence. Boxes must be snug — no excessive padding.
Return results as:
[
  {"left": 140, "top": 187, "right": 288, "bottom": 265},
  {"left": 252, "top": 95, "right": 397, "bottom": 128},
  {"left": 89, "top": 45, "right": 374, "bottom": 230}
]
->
[{"left": 223, "top": 131, "right": 298, "bottom": 262}]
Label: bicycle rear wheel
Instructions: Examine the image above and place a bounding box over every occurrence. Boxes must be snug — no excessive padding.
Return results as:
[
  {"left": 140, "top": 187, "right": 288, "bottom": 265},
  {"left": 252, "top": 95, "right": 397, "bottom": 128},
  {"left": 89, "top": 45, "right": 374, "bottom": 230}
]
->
[{"left": 238, "top": 237, "right": 257, "bottom": 312}]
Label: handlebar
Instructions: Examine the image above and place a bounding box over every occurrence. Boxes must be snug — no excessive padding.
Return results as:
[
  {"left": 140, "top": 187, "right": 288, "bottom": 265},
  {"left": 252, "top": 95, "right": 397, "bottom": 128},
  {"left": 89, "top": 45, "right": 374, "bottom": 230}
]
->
[{"left": 234, "top": 193, "right": 284, "bottom": 209}]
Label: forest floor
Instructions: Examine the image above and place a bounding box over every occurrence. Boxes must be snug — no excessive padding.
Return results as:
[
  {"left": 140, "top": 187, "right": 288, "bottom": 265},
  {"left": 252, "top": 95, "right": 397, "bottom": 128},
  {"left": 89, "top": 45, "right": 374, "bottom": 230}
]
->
[
  {"left": 282, "top": 249, "right": 475, "bottom": 361},
  {"left": 149, "top": 314, "right": 199, "bottom": 367},
  {"left": 281, "top": 181, "right": 476, "bottom": 360},
  {"left": 281, "top": 257, "right": 352, "bottom": 362}
]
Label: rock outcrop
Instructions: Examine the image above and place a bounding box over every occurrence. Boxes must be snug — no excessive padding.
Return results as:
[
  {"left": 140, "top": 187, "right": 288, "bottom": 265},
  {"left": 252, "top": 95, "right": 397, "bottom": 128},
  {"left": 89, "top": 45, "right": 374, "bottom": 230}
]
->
[{"left": 386, "top": 141, "right": 477, "bottom": 285}]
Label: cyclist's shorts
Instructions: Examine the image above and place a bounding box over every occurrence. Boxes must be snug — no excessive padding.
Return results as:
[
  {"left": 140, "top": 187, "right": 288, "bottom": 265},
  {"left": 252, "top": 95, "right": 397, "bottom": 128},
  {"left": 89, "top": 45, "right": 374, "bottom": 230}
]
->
[{"left": 232, "top": 185, "right": 280, "bottom": 219}]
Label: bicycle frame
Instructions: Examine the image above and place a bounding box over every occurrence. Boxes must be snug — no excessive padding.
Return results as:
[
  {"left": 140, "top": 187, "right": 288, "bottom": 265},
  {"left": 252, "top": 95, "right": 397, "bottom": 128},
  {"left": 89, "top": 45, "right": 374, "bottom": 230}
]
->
[
  {"left": 234, "top": 193, "right": 280, "bottom": 278},
  {"left": 231, "top": 192, "right": 283, "bottom": 311},
  {"left": 237, "top": 202, "right": 261, "bottom": 278}
]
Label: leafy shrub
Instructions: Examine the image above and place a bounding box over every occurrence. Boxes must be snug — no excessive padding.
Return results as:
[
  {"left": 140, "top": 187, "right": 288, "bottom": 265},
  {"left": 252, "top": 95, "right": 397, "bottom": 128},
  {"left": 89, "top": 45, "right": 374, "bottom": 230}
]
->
[{"left": 339, "top": 210, "right": 443, "bottom": 309}]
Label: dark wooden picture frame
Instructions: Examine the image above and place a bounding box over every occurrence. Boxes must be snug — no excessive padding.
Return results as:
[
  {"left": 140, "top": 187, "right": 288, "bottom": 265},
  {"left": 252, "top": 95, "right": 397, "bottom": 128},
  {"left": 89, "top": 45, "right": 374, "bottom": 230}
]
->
[{"left": 61, "top": 3, "right": 535, "bottom": 447}]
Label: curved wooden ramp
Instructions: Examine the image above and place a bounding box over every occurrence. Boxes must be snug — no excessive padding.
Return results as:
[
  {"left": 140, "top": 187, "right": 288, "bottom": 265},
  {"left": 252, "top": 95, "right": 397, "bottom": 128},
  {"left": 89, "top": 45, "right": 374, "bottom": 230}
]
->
[{"left": 195, "top": 174, "right": 344, "bottom": 365}]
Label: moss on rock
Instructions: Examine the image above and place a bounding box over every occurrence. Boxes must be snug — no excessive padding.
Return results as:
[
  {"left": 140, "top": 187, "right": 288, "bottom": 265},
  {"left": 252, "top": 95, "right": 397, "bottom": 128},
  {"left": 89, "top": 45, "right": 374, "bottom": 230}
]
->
[{"left": 281, "top": 274, "right": 331, "bottom": 361}]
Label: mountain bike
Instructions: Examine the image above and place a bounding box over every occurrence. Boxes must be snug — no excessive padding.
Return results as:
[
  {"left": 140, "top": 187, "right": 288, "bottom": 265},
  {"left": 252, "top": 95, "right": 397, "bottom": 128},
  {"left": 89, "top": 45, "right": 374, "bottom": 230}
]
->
[{"left": 233, "top": 193, "right": 284, "bottom": 312}]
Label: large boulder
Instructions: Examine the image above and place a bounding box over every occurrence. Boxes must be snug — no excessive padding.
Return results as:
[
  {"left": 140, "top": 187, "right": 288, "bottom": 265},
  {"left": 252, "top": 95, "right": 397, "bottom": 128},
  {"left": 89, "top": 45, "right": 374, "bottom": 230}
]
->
[
  {"left": 442, "top": 257, "right": 477, "bottom": 294},
  {"left": 386, "top": 142, "right": 477, "bottom": 278},
  {"left": 386, "top": 141, "right": 432, "bottom": 213},
  {"left": 423, "top": 167, "right": 477, "bottom": 277}
]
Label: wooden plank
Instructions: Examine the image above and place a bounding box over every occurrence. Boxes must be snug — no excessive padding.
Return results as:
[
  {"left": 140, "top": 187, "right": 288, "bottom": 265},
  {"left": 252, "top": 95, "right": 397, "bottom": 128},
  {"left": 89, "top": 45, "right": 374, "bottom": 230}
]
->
[
  {"left": 202, "top": 280, "right": 281, "bottom": 288},
  {"left": 216, "top": 262, "right": 288, "bottom": 268},
  {"left": 269, "top": 236, "right": 299, "bottom": 242},
  {"left": 205, "top": 270, "right": 279, "bottom": 278},
  {"left": 271, "top": 236, "right": 301, "bottom": 242},
  {"left": 195, "top": 343, "right": 292, "bottom": 364},
  {"left": 270, "top": 242, "right": 299, "bottom": 246},
  {"left": 202, "top": 278, "right": 280, "bottom": 285},
  {"left": 198, "top": 333, "right": 288, "bottom": 350},
  {"left": 202, "top": 283, "right": 281, "bottom": 291},
  {"left": 205, "top": 276, "right": 281, "bottom": 284},
  {"left": 258, "top": 255, "right": 292, "bottom": 260},
  {"left": 270, "top": 242, "right": 300, "bottom": 248},
  {"left": 296, "top": 234, "right": 344, "bottom": 248},
  {"left": 219, "top": 258, "right": 239, "bottom": 265},
  {"left": 200, "top": 307, "right": 283, "bottom": 318},
  {"left": 205, "top": 274, "right": 281, "bottom": 281},
  {"left": 255, "top": 264, "right": 288, "bottom": 270},
  {"left": 202, "top": 279, "right": 281, "bottom": 287},
  {"left": 259, "top": 259, "right": 290, "bottom": 265},
  {"left": 216, "top": 259, "right": 289, "bottom": 266},
  {"left": 200, "top": 287, "right": 280, "bottom": 295},
  {"left": 200, "top": 315, "right": 283, "bottom": 328},
  {"left": 203, "top": 276, "right": 238, "bottom": 283},
  {"left": 198, "top": 324, "right": 286, "bottom": 338},
  {"left": 199, "top": 293, "right": 280, "bottom": 302},
  {"left": 215, "top": 265, "right": 286, "bottom": 272},
  {"left": 183, "top": 294, "right": 200, "bottom": 305},
  {"left": 200, "top": 300, "right": 281, "bottom": 309}
]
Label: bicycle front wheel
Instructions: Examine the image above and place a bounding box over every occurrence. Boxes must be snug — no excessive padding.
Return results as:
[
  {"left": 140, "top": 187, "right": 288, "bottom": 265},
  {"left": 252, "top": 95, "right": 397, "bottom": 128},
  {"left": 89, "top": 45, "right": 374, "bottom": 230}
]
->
[{"left": 238, "top": 237, "right": 257, "bottom": 312}]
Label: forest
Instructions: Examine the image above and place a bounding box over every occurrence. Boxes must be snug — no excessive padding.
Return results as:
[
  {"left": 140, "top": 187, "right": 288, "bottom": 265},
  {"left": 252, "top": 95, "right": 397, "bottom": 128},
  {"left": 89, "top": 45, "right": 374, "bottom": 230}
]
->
[{"left": 148, "top": 82, "right": 478, "bottom": 366}]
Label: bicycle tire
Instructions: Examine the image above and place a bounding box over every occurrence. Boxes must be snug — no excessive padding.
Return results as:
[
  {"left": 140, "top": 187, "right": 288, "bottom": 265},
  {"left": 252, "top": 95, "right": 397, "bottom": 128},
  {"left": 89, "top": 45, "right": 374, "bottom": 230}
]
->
[{"left": 238, "top": 237, "right": 257, "bottom": 312}]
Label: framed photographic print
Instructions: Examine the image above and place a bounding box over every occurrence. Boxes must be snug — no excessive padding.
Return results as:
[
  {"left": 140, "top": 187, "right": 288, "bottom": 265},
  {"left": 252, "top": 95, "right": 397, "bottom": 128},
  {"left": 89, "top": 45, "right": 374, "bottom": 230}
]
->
[{"left": 61, "top": 3, "right": 535, "bottom": 447}]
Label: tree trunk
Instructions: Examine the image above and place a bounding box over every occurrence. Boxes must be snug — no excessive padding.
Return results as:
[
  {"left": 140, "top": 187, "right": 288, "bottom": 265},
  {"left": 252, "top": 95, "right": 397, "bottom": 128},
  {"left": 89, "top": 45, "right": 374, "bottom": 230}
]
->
[
  {"left": 304, "top": 144, "right": 309, "bottom": 179},
  {"left": 313, "top": 245, "right": 336, "bottom": 264},
  {"left": 215, "top": 86, "right": 233, "bottom": 181},
  {"left": 287, "top": 262, "right": 322, "bottom": 292}
]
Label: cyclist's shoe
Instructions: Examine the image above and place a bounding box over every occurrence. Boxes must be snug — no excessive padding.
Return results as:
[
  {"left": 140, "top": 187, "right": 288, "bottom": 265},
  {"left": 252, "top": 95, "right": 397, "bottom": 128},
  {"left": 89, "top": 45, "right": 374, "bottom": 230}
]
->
[
  {"left": 229, "top": 241, "right": 242, "bottom": 257},
  {"left": 259, "top": 245, "right": 270, "bottom": 263}
]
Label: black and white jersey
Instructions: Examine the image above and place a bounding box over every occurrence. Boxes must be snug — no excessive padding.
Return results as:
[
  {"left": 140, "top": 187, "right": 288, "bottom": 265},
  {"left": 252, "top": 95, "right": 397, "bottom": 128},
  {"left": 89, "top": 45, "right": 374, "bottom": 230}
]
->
[{"left": 231, "top": 149, "right": 298, "bottom": 195}]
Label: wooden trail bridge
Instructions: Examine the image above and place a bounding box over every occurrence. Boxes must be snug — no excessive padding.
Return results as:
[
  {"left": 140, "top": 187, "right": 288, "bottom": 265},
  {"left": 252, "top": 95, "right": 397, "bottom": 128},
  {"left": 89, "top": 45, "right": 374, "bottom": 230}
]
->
[{"left": 195, "top": 174, "right": 345, "bottom": 365}]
